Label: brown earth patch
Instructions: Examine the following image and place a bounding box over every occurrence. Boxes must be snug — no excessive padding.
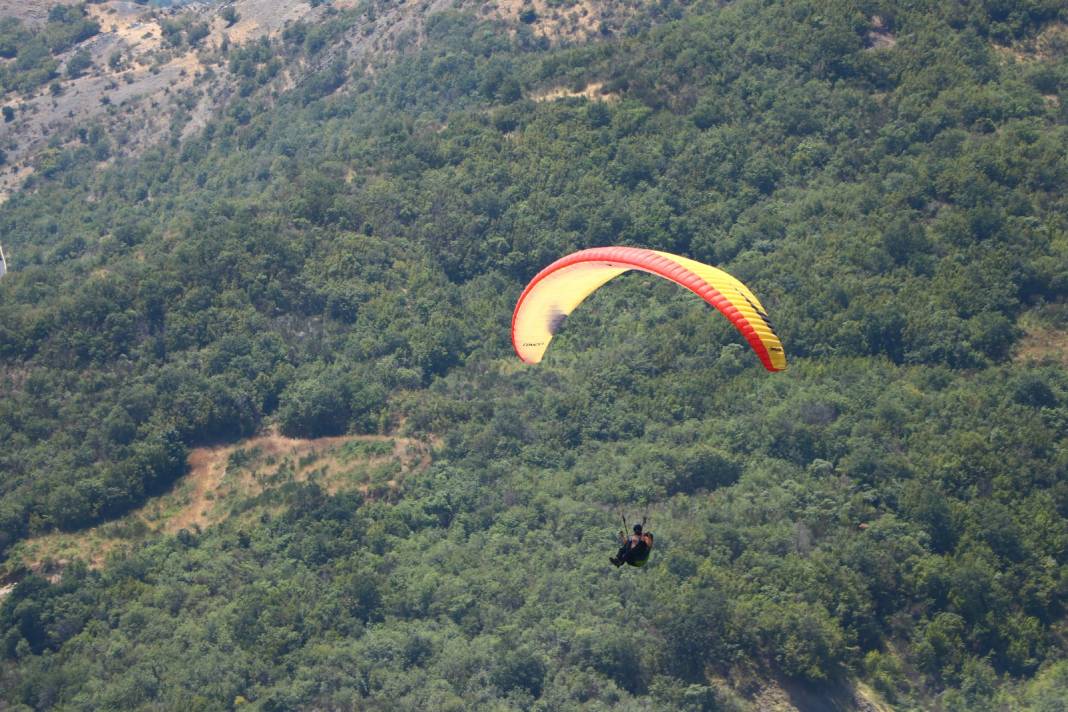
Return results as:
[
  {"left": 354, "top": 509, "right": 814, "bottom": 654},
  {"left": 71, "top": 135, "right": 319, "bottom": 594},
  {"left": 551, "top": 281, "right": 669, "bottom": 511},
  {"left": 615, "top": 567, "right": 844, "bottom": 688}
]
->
[
  {"left": 6, "top": 428, "right": 434, "bottom": 575},
  {"left": 491, "top": 0, "right": 633, "bottom": 44},
  {"left": 993, "top": 21, "right": 1068, "bottom": 63},
  {"left": 155, "top": 428, "right": 431, "bottom": 534},
  {"left": 1034, "top": 21, "right": 1068, "bottom": 60},
  {"left": 1015, "top": 325, "right": 1068, "bottom": 366},
  {"left": 532, "top": 81, "right": 618, "bottom": 103},
  {"left": 224, "top": 17, "right": 262, "bottom": 45},
  {"left": 866, "top": 15, "right": 896, "bottom": 50},
  {"left": 89, "top": 2, "right": 163, "bottom": 59},
  {"left": 749, "top": 676, "right": 894, "bottom": 712}
]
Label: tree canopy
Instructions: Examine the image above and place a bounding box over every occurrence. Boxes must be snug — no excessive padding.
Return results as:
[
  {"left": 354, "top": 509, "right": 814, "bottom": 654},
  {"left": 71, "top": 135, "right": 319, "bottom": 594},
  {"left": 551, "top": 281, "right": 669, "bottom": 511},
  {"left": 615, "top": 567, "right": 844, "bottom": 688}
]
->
[{"left": 0, "top": 0, "right": 1066, "bottom": 708}]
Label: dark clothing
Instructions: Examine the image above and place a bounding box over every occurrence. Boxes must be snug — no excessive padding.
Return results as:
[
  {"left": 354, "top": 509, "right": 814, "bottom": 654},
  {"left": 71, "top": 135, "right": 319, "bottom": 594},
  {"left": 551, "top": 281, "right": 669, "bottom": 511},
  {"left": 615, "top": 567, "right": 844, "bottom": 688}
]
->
[{"left": 612, "top": 533, "right": 651, "bottom": 567}]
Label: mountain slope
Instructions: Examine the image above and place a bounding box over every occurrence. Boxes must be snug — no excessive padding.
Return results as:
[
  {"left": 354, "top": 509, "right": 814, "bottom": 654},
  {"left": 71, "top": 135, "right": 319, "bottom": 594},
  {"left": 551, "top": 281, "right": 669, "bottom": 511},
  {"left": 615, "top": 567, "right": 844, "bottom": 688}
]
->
[
  {"left": 0, "top": 0, "right": 1066, "bottom": 709},
  {"left": 0, "top": 0, "right": 663, "bottom": 200}
]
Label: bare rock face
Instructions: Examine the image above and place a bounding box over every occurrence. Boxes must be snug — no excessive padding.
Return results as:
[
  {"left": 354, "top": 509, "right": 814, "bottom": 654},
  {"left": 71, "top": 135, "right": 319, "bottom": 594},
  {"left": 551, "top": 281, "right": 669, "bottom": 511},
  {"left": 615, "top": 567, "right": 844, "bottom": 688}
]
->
[
  {"left": 0, "top": 0, "right": 81, "bottom": 26},
  {"left": 0, "top": 0, "right": 656, "bottom": 201},
  {"left": 0, "top": 0, "right": 360, "bottom": 200}
]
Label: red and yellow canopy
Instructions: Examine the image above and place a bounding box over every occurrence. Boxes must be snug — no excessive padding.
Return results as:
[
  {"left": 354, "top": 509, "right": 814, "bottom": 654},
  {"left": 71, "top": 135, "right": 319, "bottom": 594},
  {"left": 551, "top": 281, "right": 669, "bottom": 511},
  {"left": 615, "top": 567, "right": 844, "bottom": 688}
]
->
[{"left": 511, "top": 246, "right": 786, "bottom": 371}]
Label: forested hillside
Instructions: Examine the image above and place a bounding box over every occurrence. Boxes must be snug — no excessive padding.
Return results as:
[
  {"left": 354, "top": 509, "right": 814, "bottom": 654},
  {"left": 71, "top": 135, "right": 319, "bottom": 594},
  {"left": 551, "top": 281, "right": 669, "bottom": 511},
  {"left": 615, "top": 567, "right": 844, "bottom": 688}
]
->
[{"left": 1, "top": 0, "right": 1067, "bottom": 709}]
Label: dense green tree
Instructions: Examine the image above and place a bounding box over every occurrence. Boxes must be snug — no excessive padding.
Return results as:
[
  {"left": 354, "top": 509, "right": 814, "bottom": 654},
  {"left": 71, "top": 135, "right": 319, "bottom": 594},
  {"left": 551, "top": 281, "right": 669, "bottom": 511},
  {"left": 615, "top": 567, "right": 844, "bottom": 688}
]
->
[{"left": 0, "top": 0, "right": 1066, "bottom": 708}]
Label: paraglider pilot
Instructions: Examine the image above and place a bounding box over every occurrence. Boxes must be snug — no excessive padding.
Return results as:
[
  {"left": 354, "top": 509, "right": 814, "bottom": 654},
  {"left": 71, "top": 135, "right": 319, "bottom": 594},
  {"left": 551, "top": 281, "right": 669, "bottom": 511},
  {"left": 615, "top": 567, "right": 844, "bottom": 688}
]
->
[{"left": 611, "top": 516, "right": 653, "bottom": 567}]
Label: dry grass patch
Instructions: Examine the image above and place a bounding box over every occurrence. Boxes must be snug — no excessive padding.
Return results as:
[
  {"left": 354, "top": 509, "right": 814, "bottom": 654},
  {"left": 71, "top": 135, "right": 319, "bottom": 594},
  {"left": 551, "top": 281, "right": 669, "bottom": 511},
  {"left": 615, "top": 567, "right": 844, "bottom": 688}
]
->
[
  {"left": 993, "top": 21, "right": 1068, "bottom": 63},
  {"left": 157, "top": 429, "right": 430, "bottom": 534},
  {"left": 1015, "top": 325, "right": 1068, "bottom": 366},
  {"left": 6, "top": 428, "right": 434, "bottom": 576},
  {"left": 532, "top": 81, "right": 618, "bottom": 103},
  {"left": 866, "top": 15, "right": 896, "bottom": 50},
  {"left": 0, "top": 165, "right": 36, "bottom": 204},
  {"left": 88, "top": 3, "right": 164, "bottom": 60},
  {"left": 491, "top": 0, "right": 626, "bottom": 44},
  {"left": 1034, "top": 21, "right": 1068, "bottom": 60}
]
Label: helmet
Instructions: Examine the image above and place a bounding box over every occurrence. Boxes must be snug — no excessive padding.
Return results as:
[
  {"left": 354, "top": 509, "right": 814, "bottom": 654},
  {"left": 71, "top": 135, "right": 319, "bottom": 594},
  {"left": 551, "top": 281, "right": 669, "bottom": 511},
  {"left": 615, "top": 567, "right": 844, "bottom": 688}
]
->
[{"left": 633, "top": 524, "right": 643, "bottom": 534}]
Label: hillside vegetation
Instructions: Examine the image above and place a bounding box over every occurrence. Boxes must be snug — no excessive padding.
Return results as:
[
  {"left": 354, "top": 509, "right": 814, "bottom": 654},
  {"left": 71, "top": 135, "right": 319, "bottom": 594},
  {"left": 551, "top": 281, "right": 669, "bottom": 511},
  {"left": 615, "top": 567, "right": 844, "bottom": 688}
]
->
[
  {"left": 0, "top": 0, "right": 664, "bottom": 199},
  {"left": 1, "top": 0, "right": 1067, "bottom": 709}
]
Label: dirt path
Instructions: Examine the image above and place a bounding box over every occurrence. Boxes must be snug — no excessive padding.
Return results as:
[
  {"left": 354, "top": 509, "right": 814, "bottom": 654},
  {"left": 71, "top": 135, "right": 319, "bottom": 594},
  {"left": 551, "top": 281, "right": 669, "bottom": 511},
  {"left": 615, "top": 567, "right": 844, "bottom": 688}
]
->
[
  {"left": 6, "top": 428, "right": 434, "bottom": 574},
  {"left": 160, "top": 429, "right": 432, "bottom": 534}
]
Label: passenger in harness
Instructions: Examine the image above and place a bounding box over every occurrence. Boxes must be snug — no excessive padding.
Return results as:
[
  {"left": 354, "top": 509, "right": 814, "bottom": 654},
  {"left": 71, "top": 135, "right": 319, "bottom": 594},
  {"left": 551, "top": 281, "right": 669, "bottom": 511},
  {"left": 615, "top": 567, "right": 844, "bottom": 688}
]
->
[{"left": 610, "top": 516, "right": 654, "bottom": 568}]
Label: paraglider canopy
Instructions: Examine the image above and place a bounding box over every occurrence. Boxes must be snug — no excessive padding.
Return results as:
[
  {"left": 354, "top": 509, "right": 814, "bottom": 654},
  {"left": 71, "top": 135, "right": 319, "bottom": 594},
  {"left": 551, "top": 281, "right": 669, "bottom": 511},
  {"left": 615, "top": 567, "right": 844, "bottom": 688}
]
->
[{"left": 511, "top": 246, "right": 786, "bottom": 371}]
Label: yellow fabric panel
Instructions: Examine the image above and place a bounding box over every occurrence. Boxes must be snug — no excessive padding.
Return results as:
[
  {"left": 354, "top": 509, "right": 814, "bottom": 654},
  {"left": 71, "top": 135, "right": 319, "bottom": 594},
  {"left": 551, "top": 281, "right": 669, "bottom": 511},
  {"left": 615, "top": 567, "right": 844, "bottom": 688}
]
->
[
  {"left": 513, "top": 261, "right": 630, "bottom": 363},
  {"left": 651, "top": 251, "right": 786, "bottom": 370},
  {"left": 652, "top": 250, "right": 767, "bottom": 314},
  {"left": 513, "top": 247, "right": 787, "bottom": 370}
]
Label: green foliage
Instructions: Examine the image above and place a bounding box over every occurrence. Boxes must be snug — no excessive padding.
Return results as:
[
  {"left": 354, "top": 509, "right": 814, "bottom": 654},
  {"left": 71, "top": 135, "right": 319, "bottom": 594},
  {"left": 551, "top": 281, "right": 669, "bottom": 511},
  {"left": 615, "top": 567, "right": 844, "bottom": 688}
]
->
[
  {"left": 0, "top": 17, "right": 29, "bottom": 59},
  {"left": 0, "top": 7, "right": 99, "bottom": 96},
  {"left": 0, "top": 0, "right": 1066, "bottom": 708},
  {"left": 65, "top": 48, "right": 92, "bottom": 79},
  {"left": 1000, "top": 660, "right": 1068, "bottom": 711},
  {"left": 43, "top": 4, "right": 100, "bottom": 54},
  {"left": 277, "top": 363, "right": 387, "bottom": 437},
  {"left": 220, "top": 7, "right": 239, "bottom": 28}
]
